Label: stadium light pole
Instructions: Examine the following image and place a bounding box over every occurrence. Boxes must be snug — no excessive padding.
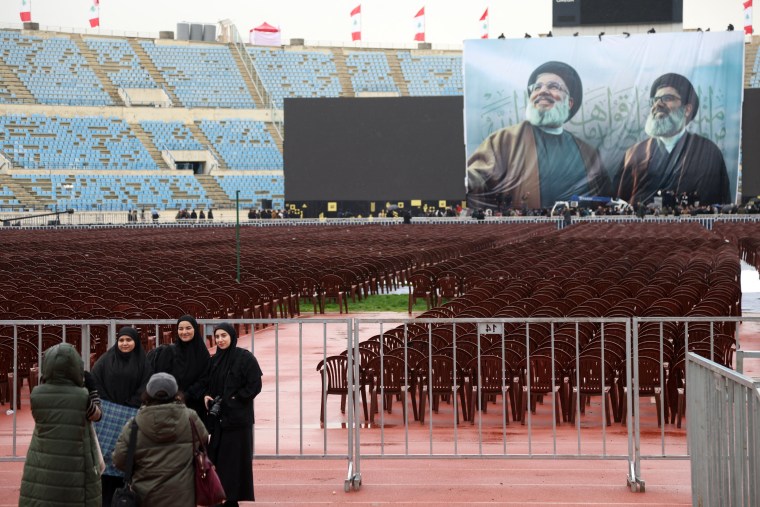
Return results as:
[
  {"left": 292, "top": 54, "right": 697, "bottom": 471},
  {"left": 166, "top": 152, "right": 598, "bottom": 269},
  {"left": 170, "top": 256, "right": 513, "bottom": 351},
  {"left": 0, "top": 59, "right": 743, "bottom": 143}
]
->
[{"left": 236, "top": 190, "right": 241, "bottom": 283}]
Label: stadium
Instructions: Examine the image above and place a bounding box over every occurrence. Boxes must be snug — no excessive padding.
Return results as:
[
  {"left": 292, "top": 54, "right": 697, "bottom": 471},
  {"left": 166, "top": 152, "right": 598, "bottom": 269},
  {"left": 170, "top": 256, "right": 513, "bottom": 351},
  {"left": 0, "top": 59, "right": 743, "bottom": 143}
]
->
[{"left": 1, "top": 0, "right": 760, "bottom": 504}]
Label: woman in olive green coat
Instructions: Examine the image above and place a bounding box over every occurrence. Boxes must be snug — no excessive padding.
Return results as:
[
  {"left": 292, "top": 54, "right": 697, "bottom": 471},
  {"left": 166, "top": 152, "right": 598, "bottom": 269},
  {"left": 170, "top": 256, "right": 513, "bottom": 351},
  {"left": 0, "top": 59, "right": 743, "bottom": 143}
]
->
[
  {"left": 113, "top": 372, "right": 209, "bottom": 507},
  {"left": 19, "top": 343, "right": 102, "bottom": 506}
]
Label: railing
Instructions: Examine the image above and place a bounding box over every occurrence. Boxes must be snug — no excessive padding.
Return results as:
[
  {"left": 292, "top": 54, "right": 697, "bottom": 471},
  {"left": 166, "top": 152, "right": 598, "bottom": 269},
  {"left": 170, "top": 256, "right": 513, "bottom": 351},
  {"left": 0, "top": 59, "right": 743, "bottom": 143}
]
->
[
  {"left": 687, "top": 352, "right": 760, "bottom": 506},
  {"left": 0, "top": 21, "right": 157, "bottom": 39},
  {"left": 6, "top": 315, "right": 737, "bottom": 494},
  {"left": 0, "top": 149, "right": 13, "bottom": 170},
  {"left": 4, "top": 211, "right": 760, "bottom": 228},
  {"left": 205, "top": 144, "right": 221, "bottom": 171},
  {"left": 227, "top": 24, "right": 284, "bottom": 139}
]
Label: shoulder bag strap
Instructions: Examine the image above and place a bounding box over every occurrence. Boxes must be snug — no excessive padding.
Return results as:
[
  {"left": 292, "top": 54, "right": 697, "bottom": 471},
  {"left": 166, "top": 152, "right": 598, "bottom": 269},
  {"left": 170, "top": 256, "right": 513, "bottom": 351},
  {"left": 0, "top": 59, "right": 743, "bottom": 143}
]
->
[
  {"left": 189, "top": 416, "right": 205, "bottom": 453},
  {"left": 123, "top": 420, "right": 139, "bottom": 483}
]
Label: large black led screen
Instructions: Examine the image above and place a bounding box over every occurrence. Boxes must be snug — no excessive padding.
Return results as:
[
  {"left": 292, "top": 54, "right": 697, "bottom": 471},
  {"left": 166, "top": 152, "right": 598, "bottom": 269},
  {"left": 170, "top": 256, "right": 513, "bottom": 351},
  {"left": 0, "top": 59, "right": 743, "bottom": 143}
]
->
[
  {"left": 284, "top": 97, "right": 465, "bottom": 201},
  {"left": 553, "top": 0, "right": 682, "bottom": 26},
  {"left": 742, "top": 89, "right": 760, "bottom": 201},
  {"left": 580, "top": 0, "right": 681, "bottom": 25}
]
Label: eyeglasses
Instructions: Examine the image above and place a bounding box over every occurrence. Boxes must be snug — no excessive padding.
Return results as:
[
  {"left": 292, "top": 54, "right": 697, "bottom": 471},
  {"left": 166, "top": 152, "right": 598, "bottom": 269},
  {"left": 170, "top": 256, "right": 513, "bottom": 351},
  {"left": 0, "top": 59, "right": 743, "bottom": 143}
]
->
[
  {"left": 650, "top": 94, "right": 681, "bottom": 106},
  {"left": 528, "top": 81, "right": 567, "bottom": 94}
]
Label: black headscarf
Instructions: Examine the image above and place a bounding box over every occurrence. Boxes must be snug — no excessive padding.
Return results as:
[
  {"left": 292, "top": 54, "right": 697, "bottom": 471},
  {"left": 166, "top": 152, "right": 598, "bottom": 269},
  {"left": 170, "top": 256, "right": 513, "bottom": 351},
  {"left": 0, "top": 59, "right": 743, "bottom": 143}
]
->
[
  {"left": 207, "top": 322, "right": 238, "bottom": 396},
  {"left": 91, "top": 326, "right": 150, "bottom": 407},
  {"left": 171, "top": 315, "right": 210, "bottom": 391}
]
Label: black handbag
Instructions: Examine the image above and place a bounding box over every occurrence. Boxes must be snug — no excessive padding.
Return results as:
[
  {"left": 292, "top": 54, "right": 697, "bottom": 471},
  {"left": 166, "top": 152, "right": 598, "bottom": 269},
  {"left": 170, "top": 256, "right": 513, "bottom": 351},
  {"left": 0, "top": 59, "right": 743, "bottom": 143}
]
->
[{"left": 112, "top": 420, "right": 140, "bottom": 507}]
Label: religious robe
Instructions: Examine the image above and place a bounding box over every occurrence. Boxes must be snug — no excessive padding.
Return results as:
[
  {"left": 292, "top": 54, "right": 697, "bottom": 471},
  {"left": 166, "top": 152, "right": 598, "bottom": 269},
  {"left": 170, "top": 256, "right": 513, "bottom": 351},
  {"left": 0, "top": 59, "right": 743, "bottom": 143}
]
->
[
  {"left": 616, "top": 132, "right": 730, "bottom": 205},
  {"left": 467, "top": 121, "right": 611, "bottom": 210}
]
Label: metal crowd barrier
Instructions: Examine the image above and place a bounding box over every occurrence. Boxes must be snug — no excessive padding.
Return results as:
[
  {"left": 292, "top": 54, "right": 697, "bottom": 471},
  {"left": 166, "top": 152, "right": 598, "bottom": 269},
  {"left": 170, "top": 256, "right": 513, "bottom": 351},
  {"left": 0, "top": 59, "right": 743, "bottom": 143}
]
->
[
  {"left": 1, "top": 316, "right": 755, "bottom": 495},
  {"left": 687, "top": 352, "right": 760, "bottom": 507}
]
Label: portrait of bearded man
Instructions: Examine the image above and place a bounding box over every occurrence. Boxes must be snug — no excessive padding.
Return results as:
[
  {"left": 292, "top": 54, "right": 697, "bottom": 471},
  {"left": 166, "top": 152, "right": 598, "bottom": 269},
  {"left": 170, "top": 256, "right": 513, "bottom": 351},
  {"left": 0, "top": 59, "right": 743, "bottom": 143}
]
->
[
  {"left": 466, "top": 61, "right": 611, "bottom": 210},
  {"left": 616, "top": 72, "right": 730, "bottom": 205}
]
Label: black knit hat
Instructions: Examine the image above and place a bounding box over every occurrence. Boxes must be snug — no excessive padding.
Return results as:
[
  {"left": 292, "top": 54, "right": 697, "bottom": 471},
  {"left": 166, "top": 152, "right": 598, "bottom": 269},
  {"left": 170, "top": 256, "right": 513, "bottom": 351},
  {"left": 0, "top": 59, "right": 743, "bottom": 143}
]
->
[
  {"left": 527, "top": 61, "right": 583, "bottom": 120},
  {"left": 650, "top": 73, "right": 699, "bottom": 120}
]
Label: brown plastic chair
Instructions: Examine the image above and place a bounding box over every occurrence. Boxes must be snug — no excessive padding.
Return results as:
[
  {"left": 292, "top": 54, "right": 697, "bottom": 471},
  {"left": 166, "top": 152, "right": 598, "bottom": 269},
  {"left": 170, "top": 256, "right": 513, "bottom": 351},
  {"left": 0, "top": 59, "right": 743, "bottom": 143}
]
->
[
  {"left": 518, "top": 354, "right": 565, "bottom": 425},
  {"left": 415, "top": 354, "right": 468, "bottom": 424},
  {"left": 319, "top": 273, "right": 349, "bottom": 314},
  {"left": 316, "top": 355, "right": 368, "bottom": 423},
  {"left": 366, "top": 355, "right": 418, "bottom": 422},
  {"left": 569, "top": 355, "right": 615, "bottom": 426},
  {"left": 620, "top": 356, "right": 665, "bottom": 427},
  {"left": 466, "top": 354, "right": 513, "bottom": 425},
  {"left": 408, "top": 273, "right": 437, "bottom": 313}
]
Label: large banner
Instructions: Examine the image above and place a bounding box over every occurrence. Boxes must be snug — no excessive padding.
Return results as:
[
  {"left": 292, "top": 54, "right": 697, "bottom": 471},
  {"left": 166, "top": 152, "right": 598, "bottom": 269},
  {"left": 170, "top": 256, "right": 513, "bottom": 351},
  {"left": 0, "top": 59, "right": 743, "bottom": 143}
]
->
[{"left": 464, "top": 32, "right": 744, "bottom": 211}]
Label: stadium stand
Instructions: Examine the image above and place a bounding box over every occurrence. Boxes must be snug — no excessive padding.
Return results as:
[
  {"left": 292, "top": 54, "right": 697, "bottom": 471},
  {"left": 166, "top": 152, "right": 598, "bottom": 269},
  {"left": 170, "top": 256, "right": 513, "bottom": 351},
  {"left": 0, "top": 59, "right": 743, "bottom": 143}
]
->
[
  {"left": 199, "top": 119, "right": 283, "bottom": 170},
  {"left": 397, "top": 52, "right": 463, "bottom": 96},
  {"left": 248, "top": 47, "right": 342, "bottom": 108},
  {"left": 140, "top": 41, "right": 256, "bottom": 108},
  {"left": 10, "top": 172, "right": 212, "bottom": 211},
  {"left": 0, "top": 31, "right": 112, "bottom": 106},
  {"left": 0, "top": 82, "right": 15, "bottom": 103},
  {"left": 214, "top": 173, "right": 284, "bottom": 208},
  {"left": 0, "top": 114, "right": 157, "bottom": 170},
  {"left": 345, "top": 51, "right": 399, "bottom": 94},
  {"left": 85, "top": 37, "right": 157, "bottom": 90},
  {"left": 139, "top": 120, "right": 203, "bottom": 151},
  {"left": 0, "top": 29, "right": 754, "bottom": 214},
  {"left": 0, "top": 185, "right": 20, "bottom": 210}
]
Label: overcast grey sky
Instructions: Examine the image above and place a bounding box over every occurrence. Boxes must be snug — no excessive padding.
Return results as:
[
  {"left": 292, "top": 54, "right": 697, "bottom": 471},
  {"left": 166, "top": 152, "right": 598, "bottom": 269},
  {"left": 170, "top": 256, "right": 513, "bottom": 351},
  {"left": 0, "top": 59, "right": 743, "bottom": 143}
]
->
[{"left": 0, "top": 0, "right": 750, "bottom": 46}]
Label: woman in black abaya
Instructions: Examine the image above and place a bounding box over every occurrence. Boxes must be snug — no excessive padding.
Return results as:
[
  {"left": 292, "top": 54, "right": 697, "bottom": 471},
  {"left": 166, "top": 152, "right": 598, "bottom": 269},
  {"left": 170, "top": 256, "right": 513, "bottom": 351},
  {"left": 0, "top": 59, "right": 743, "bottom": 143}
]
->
[
  {"left": 203, "top": 323, "right": 263, "bottom": 506},
  {"left": 151, "top": 315, "right": 210, "bottom": 417},
  {"left": 91, "top": 326, "right": 151, "bottom": 506}
]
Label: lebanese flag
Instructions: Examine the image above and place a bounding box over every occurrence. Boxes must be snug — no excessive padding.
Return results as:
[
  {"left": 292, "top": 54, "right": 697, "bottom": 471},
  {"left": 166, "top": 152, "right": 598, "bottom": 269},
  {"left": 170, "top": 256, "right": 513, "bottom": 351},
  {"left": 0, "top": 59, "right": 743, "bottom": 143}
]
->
[
  {"left": 89, "top": 0, "right": 100, "bottom": 28},
  {"left": 351, "top": 5, "right": 361, "bottom": 41},
  {"left": 414, "top": 7, "right": 425, "bottom": 41},
  {"left": 19, "top": 0, "right": 31, "bottom": 22},
  {"left": 745, "top": 0, "right": 754, "bottom": 35},
  {"left": 480, "top": 8, "right": 489, "bottom": 39}
]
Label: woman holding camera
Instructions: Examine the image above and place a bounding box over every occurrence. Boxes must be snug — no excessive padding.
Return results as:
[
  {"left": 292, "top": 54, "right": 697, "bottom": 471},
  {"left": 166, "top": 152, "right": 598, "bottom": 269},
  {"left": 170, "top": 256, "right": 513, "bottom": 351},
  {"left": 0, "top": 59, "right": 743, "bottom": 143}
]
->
[{"left": 203, "top": 323, "right": 263, "bottom": 506}]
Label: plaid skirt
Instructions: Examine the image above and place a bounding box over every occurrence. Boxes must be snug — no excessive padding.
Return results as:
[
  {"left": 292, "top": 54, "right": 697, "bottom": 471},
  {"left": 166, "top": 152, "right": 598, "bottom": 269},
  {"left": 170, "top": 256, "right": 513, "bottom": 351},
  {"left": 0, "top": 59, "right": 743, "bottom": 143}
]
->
[{"left": 93, "top": 400, "right": 139, "bottom": 477}]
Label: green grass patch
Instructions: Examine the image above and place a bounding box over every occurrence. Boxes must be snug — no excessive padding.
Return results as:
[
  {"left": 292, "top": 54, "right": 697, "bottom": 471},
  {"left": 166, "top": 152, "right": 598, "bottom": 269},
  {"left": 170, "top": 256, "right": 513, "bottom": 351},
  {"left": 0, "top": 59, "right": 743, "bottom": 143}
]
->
[{"left": 321, "top": 294, "right": 428, "bottom": 313}]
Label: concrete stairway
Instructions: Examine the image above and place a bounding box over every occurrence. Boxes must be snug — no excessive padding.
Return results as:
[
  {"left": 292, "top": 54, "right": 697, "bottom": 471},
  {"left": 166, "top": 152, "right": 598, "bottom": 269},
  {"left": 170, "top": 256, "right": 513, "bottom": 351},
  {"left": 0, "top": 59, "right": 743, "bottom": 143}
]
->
[
  {"left": 188, "top": 122, "right": 227, "bottom": 170},
  {"left": 2, "top": 173, "right": 55, "bottom": 210},
  {"left": 229, "top": 44, "right": 265, "bottom": 109},
  {"left": 72, "top": 35, "right": 124, "bottom": 106},
  {"left": 129, "top": 122, "right": 169, "bottom": 169},
  {"left": 745, "top": 42, "right": 759, "bottom": 88},
  {"left": 384, "top": 50, "right": 410, "bottom": 96},
  {"left": 195, "top": 173, "right": 233, "bottom": 208},
  {"left": 128, "top": 38, "right": 180, "bottom": 106},
  {"left": 0, "top": 59, "right": 35, "bottom": 103},
  {"left": 331, "top": 49, "right": 355, "bottom": 98}
]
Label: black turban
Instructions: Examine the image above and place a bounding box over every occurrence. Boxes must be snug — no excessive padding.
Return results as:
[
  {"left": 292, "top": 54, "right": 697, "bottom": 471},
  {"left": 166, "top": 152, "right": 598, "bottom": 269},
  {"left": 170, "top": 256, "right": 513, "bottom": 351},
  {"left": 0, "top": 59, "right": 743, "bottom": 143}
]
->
[
  {"left": 650, "top": 73, "right": 699, "bottom": 120},
  {"left": 527, "top": 61, "right": 583, "bottom": 120}
]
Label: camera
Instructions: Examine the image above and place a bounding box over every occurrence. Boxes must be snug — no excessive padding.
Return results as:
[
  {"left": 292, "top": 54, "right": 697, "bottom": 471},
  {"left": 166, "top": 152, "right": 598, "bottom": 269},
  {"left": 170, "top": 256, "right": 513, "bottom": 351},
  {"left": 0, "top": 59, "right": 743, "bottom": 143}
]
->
[{"left": 208, "top": 396, "right": 223, "bottom": 418}]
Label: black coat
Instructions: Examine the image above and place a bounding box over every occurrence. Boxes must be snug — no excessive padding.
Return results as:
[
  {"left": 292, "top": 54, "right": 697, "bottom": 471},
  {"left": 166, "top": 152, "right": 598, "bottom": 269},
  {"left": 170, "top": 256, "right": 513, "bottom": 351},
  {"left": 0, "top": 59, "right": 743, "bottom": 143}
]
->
[
  {"left": 203, "top": 345, "right": 263, "bottom": 502},
  {"left": 206, "top": 347, "right": 262, "bottom": 429}
]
